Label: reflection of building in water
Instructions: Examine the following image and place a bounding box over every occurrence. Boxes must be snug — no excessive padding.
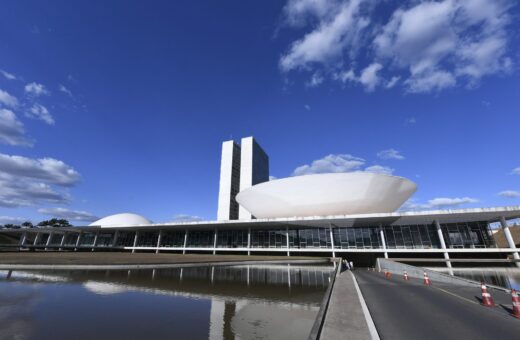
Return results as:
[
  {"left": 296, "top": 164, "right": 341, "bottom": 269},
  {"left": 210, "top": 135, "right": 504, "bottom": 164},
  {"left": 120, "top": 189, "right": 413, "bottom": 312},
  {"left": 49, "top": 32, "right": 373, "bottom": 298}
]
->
[
  {"left": 0, "top": 264, "right": 332, "bottom": 303},
  {"left": 210, "top": 300, "right": 245, "bottom": 340}
]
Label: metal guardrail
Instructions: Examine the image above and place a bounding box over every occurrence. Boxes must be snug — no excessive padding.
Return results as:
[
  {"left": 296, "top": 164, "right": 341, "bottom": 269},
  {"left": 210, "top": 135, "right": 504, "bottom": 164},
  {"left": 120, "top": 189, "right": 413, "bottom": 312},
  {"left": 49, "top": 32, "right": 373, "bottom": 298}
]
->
[{"left": 308, "top": 259, "right": 341, "bottom": 340}]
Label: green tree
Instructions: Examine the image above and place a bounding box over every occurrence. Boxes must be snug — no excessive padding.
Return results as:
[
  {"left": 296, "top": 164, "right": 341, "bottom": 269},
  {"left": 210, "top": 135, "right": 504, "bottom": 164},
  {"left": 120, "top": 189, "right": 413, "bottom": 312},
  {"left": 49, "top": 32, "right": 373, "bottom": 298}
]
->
[
  {"left": 37, "top": 218, "right": 71, "bottom": 228},
  {"left": 21, "top": 221, "right": 34, "bottom": 228}
]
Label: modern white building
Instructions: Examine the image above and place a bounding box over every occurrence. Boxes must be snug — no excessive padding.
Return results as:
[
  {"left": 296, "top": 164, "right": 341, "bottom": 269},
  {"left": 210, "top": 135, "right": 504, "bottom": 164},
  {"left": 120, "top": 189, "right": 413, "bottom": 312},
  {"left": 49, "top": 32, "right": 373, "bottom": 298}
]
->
[
  {"left": 217, "top": 137, "right": 269, "bottom": 221},
  {"left": 1, "top": 137, "right": 520, "bottom": 267}
]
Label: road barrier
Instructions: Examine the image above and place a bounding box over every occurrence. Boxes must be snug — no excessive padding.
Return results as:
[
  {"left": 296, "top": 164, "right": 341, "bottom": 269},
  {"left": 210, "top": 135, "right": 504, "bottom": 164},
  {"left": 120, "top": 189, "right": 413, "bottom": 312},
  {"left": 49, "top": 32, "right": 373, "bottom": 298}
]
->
[
  {"left": 480, "top": 283, "right": 496, "bottom": 307},
  {"left": 423, "top": 272, "right": 431, "bottom": 286},
  {"left": 512, "top": 289, "right": 520, "bottom": 318}
]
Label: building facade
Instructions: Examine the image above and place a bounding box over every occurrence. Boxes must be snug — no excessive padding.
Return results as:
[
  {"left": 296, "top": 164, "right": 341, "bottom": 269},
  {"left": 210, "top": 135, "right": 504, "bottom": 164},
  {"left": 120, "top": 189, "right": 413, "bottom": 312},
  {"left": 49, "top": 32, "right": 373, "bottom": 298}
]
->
[{"left": 217, "top": 137, "right": 269, "bottom": 221}]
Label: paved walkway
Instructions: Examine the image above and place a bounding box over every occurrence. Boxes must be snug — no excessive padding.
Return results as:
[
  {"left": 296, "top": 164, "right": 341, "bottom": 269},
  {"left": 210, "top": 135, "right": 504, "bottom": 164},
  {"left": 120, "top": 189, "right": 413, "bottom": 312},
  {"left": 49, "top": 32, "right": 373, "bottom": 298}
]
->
[
  {"left": 321, "top": 270, "right": 376, "bottom": 340},
  {"left": 355, "top": 270, "right": 520, "bottom": 340}
]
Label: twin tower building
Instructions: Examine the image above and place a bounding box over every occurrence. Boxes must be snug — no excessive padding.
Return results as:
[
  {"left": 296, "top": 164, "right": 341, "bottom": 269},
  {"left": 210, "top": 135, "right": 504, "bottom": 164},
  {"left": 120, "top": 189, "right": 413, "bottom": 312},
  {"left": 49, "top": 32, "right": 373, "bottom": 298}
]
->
[{"left": 217, "top": 137, "right": 269, "bottom": 220}]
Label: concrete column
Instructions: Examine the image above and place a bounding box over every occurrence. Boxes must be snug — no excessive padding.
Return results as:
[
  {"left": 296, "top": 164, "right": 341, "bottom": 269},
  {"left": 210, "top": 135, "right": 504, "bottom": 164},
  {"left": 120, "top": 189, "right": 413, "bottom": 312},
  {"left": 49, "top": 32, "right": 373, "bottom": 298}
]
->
[
  {"left": 247, "top": 228, "right": 251, "bottom": 256},
  {"left": 75, "top": 232, "right": 82, "bottom": 251},
  {"left": 182, "top": 230, "right": 188, "bottom": 255},
  {"left": 112, "top": 230, "right": 119, "bottom": 248},
  {"left": 19, "top": 231, "right": 27, "bottom": 250},
  {"left": 286, "top": 227, "right": 290, "bottom": 257},
  {"left": 33, "top": 232, "right": 41, "bottom": 246},
  {"left": 379, "top": 225, "right": 388, "bottom": 259},
  {"left": 213, "top": 229, "right": 218, "bottom": 255},
  {"left": 435, "top": 220, "right": 452, "bottom": 269},
  {"left": 329, "top": 224, "right": 335, "bottom": 258},
  {"left": 59, "top": 232, "right": 66, "bottom": 251},
  {"left": 45, "top": 232, "right": 53, "bottom": 251},
  {"left": 500, "top": 217, "right": 520, "bottom": 268},
  {"left": 91, "top": 231, "right": 99, "bottom": 252},
  {"left": 132, "top": 231, "right": 139, "bottom": 253},
  {"left": 156, "top": 230, "right": 163, "bottom": 254}
]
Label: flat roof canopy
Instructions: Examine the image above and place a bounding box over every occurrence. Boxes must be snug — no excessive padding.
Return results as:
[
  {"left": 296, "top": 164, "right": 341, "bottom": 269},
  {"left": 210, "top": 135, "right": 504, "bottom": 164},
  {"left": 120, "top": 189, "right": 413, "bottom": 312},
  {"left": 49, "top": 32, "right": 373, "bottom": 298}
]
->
[{"left": 2, "top": 206, "right": 519, "bottom": 234}]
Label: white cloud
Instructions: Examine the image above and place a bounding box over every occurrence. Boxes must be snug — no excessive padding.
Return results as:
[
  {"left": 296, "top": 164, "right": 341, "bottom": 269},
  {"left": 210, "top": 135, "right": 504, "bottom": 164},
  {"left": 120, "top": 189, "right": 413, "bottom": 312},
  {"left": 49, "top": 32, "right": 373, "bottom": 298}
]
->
[
  {"left": 37, "top": 207, "right": 99, "bottom": 222},
  {"left": 307, "top": 72, "right": 324, "bottom": 87},
  {"left": 364, "top": 165, "right": 394, "bottom": 175},
  {"left": 269, "top": 175, "right": 277, "bottom": 181},
  {"left": 405, "top": 117, "right": 416, "bottom": 124},
  {"left": 27, "top": 104, "right": 54, "bottom": 125},
  {"left": 0, "top": 109, "right": 32, "bottom": 146},
  {"left": 0, "top": 172, "right": 69, "bottom": 207},
  {"left": 0, "top": 216, "right": 26, "bottom": 225},
  {"left": 403, "top": 197, "right": 478, "bottom": 210},
  {"left": 385, "top": 76, "right": 400, "bottom": 89},
  {"left": 377, "top": 148, "right": 404, "bottom": 160},
  {"left": 0, "top": 153, "right": 80, "bottom": 186},
  {"left": 292, "top": 153, "right": 395, "bottom": 176},
  {"left": 280, "top": 0, "right": 514, "bottom": 93},
  {"left": 359, "top": 63, "right": 382, "bottom": 91},
  {"left": 292, "top": 154, "right": 365, "bottom": 176},
  {"left": 304, "top": 104, "right": 311, "bottom": 110},
  {"left": 171, "top": 214, "right": 204, "bottom": 222},
  {"left": 0, "top": 89, "right": 19, "bottom": 108},
  {"left": 512, "top": 167, "right": 520, "bottom": 175},
  {"left": 0, "top": 153, "right": 80, "bottom": 207},
  {"left": 0, "top": 70, "right": 16, "bottom": 80},
  {"left": 280, "top": 0, "right": 370, "bottom": 72},
  {"left": 59, "top": 84, "right": 73, "bottom": 97},
  {"left": 498, "top": 190, "right": 520, "bottom": 198},
  {"left": 24, "top": 82, "right": 49, "bottom": 96}
]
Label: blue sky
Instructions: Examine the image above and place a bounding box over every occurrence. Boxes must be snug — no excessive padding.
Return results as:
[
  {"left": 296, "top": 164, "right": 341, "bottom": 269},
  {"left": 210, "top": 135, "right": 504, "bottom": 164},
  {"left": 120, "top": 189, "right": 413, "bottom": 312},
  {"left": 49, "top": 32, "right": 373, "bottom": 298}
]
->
[{"left": 0, "top": 0, "right": 519, "bottom": 225}]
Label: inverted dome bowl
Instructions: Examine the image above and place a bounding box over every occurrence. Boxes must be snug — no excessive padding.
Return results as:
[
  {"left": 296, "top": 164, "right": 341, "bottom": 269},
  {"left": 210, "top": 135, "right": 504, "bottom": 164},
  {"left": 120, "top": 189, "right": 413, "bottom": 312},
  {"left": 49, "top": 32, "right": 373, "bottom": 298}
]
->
[{"left": 236, "top": 172, "right": 417, "bottom": 219}]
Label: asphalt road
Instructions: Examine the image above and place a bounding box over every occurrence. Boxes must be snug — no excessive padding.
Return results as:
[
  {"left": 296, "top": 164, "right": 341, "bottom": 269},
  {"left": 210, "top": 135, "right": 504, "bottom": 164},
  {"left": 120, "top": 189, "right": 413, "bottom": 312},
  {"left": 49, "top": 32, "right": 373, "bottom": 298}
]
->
[{"left": 355, "top": 270, "right": 520, "bottom": 340}]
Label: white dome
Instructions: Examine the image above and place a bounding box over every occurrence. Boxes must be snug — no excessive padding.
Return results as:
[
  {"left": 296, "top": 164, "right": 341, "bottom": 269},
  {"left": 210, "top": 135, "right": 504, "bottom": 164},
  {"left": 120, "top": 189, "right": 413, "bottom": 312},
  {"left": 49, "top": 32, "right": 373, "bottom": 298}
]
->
[
  {"left": 236, "top": 172, "right": 417, "bottom": 219},
  {"left": 89, "top": 213, "right": 152, "bottom": 228}
]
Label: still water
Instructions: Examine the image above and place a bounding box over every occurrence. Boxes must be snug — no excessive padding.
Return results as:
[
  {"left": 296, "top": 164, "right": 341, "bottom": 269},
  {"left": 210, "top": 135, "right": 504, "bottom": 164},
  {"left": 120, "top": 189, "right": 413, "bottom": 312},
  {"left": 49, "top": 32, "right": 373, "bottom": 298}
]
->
[{"left": 0, "top": 264, "right": 333, "bottom": 340}]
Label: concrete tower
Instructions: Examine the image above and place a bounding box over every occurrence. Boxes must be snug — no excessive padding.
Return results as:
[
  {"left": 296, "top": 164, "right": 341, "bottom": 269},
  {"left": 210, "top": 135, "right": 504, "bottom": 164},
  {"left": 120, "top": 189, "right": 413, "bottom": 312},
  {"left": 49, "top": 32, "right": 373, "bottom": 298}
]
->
[
  {"left": 238, "top": 137, "right": 269, "bottom": 219},
  {"left": 217, "top": 137, "right": 269, "bottom": 220},
  {"left": 217, "top": 140, "right": 241, "bottom": 220}
]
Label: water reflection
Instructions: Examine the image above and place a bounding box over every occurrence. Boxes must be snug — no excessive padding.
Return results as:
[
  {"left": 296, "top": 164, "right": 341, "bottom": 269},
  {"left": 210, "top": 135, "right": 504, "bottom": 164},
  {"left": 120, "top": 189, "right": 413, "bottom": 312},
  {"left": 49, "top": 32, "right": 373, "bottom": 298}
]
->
[{"left": 0, "top": 264, "right": 332, "bottom": 340}]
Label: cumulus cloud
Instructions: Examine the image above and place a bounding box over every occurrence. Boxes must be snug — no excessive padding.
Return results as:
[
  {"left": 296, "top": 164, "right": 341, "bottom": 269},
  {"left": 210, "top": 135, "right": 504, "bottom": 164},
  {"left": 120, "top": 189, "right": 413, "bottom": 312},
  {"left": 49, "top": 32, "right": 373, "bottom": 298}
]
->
[
  {"left": 0, "top": 70, "right": 16, "bottom": 80},
  {"left": 403, "top": 197, "right": 478, "bottom": 210},
  {"left": 364, "top": 165, "right": 394, "bottom": 175},
  {"left": 37, "top": 207, "right": 99, "bottom": 222},
  {"left": 0, "top": 153, "right": 80, "bottom": 186},
  {"left": 0, "top": 216, "right": 26, "bottom": 225},
  {"left": 27, "top": 104, "right": 54, "bottom": 125},
  {"left": 0, "top": 109, "right": 32, "bottom": 146},
  {"left": 512, "top": 167, "right": 520, "bottom": 175},
  {"left": 24, "top": 82, "right": 49, "bottom": 96},
  {"left": 0, "top": 89, "right": 19, "bottom": 108},
  {"left": 498, "top": 190, "right": 520, "bottom": 198},
  {"left": 292, "top": 154, "right": 365, "bottom": 176},
  {"left": 377, "top": 148, "right": 404, "bottom": 160},
  {"left": 292, "top": 153, "right": 395, "bottom": 176},
  {"left": 280, "top": 0, "right": 371, "bottom": 72},
  {"left": 171, "top": 214, "right": 204, "bottom": 222},
  {"left": 279, "top": 0, "right": 515, "bottom": 93},
  {"left": 0, "top": 173, "right": 69, "bottom": 207}
]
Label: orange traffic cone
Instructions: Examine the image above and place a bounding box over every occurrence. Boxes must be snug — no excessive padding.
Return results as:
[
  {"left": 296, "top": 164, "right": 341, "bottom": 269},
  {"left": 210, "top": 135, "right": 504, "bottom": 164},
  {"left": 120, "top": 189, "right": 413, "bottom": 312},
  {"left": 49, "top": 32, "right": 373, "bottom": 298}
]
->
[
  {"left": 385, "top": 271, "right": 391, "bottom": 278},
  {"left": 404, "top": 271, "right": 409, "bottom": 280},
  {"left": 423, "top": 272, "right": 431, "bottom": 286},
  {"left": 480, "top": 283, "right": 495, "bottom": 307},
  {"left": 511, "top": 289, "right": 520, "bottom": 318}
]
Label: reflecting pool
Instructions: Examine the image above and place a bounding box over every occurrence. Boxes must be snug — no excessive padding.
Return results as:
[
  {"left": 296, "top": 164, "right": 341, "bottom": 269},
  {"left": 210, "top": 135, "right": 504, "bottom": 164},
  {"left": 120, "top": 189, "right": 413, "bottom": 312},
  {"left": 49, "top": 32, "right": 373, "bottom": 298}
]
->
[{"left": 0, "top": 264, "right": 333, "bottom": 340}]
